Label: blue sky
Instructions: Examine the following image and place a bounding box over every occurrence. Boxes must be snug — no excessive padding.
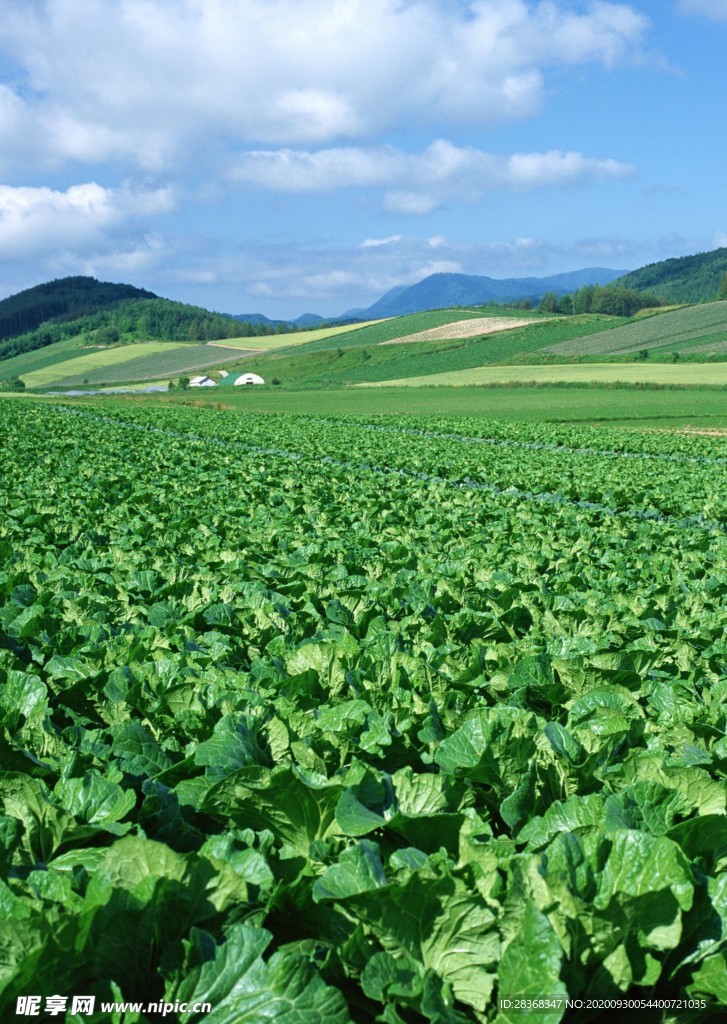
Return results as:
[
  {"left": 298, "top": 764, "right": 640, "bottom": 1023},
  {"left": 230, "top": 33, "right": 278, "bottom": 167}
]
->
[{"left": 0, "top": 0, "right": 725, "bottom": 319}]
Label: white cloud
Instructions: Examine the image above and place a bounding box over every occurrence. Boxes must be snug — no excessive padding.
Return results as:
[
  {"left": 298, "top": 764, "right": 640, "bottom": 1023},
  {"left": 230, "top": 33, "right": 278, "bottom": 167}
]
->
[
  {"left": 0, "top": 182, "right": 176, "bottom": 261},
  {"left": 360, "top": 235, "right": 404, "bottom": 248},
  {"left": 0, "top": 0, "right": 650, "bottom": 173},
  {"left": 678, "top": 0, "right": 727, "bottom": 21},
  {"left": 159, "top": 232, "right": 642, "bottom": 317},
  {"left": 229, "top": 140, "right": 636, "bottom": 211}
]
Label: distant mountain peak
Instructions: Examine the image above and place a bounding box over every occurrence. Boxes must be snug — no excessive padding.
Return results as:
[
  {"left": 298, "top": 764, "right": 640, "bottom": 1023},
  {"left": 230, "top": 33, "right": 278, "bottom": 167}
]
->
[{"left": 356, "top": 268, "right": 629, "bottom": 319}]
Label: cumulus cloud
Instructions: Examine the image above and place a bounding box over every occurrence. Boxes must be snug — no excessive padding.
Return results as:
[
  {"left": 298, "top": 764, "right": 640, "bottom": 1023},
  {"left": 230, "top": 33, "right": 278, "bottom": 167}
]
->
[
  {"left": 229, "top": 140, "right": 636, "bottom": 211},
  {"left": 0, "top": 0, "right": 650, "bottom": 173},
  {"left": 0, "top": 181, "right": 176, "bottom": 261}
]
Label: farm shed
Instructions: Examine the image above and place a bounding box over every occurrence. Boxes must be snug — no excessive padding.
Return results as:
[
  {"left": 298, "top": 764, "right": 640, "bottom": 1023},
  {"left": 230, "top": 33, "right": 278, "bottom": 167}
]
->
[
  {"left": 189, "top": 375, "right": 217, "bottom": 387},
  {"left": 234, "top": 373, "right": 265, "bottom": 385}
]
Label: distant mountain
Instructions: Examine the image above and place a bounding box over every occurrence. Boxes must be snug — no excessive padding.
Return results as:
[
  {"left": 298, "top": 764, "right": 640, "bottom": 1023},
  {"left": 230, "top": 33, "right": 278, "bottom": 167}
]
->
[
  {"left": 232, "top": 311, "right": 364, "bottom": 329},
  {"left": 232, "top": 311, "right": 324, "bottom": 328},
  {"left": 232, "top": 313, "right": 280, "bottom": 327},
  {"left": 354, "top": 268, "right": 628, "bottom": 318},
  {"left": 612, "top": 247, "right": 727, "bottom": 304},
  {"left": 0, "top": 276, "right": 157, "bottom": 342}
]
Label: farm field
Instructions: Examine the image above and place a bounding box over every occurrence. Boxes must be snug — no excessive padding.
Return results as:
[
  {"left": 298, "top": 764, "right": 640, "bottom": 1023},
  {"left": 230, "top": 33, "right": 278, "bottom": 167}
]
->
[
  {"left": 380, "top": 315, "right": 553, "bottom": 345},
  {"left": 208, "top": 319, "right": 389, "bottom": 350},
  {"left": 545, "top": 301, "right": 727, "bottom": 358},
  {"left": 222, "top": 315, "right": 625, "bottom": 390},
  {"left": 359, "top": 362, "right": 727, "bottom": 388},
  {"left": 161, "top": 383, "right": 727, "bottom": 426},
  {"left": 0, "top": 398, "right": 725, "bottom": 1021},
  {"left": 20, "top": 342, "right": 193, "bottom": 388},
  {"left": 285, "top": 307, "right": 550, "bottom": 354},
  {"left": 49, "top": 344, "right": 244, "bottom": 388}
]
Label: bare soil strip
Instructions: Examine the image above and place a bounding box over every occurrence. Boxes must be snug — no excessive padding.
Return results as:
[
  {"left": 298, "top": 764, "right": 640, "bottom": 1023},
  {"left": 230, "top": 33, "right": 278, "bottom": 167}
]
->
[{"left": 379, "top": 316, "right": 548, "bottom": 345}]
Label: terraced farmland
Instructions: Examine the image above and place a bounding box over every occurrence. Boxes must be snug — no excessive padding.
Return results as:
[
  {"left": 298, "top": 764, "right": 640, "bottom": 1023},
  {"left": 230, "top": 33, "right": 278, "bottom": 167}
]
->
[
  {"left": 545, "top": 301, "right": 727, "bottom": 357},
  {"left": 20, "top": 342, "right": 192, "bottom": 388},
  {"left": 1, "top": 398, "right": 725, "bottom": 1021},
  {"left": 51, "top": 343, "right": 242, "bottom": 387}
]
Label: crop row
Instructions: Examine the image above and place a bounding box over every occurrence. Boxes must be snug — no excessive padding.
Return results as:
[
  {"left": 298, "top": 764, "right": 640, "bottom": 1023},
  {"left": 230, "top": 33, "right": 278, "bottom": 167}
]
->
[{"left": 0, "top": 401, "right": 725, "bottom": 1022}]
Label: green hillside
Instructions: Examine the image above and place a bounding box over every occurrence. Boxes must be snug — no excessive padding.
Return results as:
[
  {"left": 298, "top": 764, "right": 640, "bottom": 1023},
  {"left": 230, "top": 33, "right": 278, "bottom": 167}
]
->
[
  {"left": 229, "top": 313, "right": 626, "bottom": 387},
  {"left": 613, "top": 246, "right": 727, "bottom": 303},
  {"left": 544, "top": 301, "right": 727, "bottom": 358}
]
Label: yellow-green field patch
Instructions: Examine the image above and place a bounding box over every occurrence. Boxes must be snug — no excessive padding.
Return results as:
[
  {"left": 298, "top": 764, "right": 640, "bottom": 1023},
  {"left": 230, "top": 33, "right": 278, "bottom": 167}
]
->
[
  {"left": 357, "top": 362, "right": 727, "bottom": 388},
  {"left": 22, "top": 342, "right": 192, "bottom": 388},
  {"left": 207, "top": 319, "right": 388, "bottom": 351}
]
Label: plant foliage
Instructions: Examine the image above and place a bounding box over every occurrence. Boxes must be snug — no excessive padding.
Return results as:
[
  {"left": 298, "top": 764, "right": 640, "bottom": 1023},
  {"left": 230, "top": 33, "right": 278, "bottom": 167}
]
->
[{"left": 0, "top": 402, "right": 725, "bottom": 1022}]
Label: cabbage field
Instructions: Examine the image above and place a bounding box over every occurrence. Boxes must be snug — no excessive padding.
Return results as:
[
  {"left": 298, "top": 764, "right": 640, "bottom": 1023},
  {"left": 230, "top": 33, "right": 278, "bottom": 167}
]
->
[{"left": 1, "top": 400, "right": 725, "bottom": 1022}]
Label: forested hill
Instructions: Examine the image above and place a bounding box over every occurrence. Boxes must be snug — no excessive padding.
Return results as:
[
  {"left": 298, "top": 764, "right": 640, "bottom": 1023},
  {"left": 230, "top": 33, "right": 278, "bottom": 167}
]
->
[
  {"left": 613, "top": 247, "right": 727, "bottom": 303},
  {"left": 0, "top": 294, "right": 267, "bottom": 363},
  {"left": 0, "top": 276, "right": 279, "bottom": 363},
  {"left": 0, "top": 276, "right": 157, "bottom": 341}
]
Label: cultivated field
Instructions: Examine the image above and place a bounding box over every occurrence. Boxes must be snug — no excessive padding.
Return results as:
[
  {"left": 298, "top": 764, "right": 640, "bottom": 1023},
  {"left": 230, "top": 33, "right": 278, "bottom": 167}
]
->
[
  {"left": 20, "top": 342, "right": 192, "bottom": 388},
  {"left": 545, "top": 300, "right": 727, "bottom": 357},
  {"left": 1, "top": 398, "right": 724, "bottom": 1019},
  {"left": 380, "top": 315, "right": 550, "bottom": 344},
  {"left": 208, "top": 319, "right": 388, "bottom": 350},
  {"left": 52, "top": 344, "right": 241, "bottom": 387},
  {"left": 360, "top": 361, "right": 727, "bottom": 388}
]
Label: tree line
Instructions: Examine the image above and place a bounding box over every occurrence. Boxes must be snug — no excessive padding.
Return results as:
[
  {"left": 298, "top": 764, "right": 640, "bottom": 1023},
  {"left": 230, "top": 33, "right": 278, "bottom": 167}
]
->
[{"left": 537, "top": 284, "right": 663, "bottom": 317}]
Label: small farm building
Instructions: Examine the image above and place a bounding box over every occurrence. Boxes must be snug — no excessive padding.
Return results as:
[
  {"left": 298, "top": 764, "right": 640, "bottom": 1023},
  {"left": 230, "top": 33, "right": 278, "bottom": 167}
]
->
[
  {"left": 189, "top": 375, "right": 217, "bottom": 387},
  {"left": 234, "top": 373, "right": 265, "bottom": 385}
]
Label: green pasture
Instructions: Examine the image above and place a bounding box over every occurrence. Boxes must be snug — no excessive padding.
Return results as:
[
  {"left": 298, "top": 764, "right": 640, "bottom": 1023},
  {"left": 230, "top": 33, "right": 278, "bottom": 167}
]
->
[
  {"left": 360, "top": 361, "right": 727, "bottom": 388},
  {"left": 155, "top": 383, "right": 727, "bottom": 427}
]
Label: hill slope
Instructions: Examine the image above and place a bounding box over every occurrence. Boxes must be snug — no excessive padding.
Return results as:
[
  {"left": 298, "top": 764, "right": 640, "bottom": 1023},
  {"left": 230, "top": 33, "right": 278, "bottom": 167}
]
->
[
  {"left": 613, "top": 247, "right": 727, "bottom": 303},
  {"left": 0, "top": 276, "right": 157, "bottom": 341}
]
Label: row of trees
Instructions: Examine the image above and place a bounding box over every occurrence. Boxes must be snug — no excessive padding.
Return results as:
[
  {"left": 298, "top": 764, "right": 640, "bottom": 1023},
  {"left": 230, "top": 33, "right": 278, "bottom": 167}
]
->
[{"left": 538, "top": 284, "right": 663, "bottom": 317}]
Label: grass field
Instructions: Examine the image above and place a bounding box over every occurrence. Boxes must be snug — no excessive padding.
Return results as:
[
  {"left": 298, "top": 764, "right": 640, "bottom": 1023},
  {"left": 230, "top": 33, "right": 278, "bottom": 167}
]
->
[
  {"left": 148, "top": 383, "right": 727, "bottom": 426},
  {"left": 359, "top": 361, "right": 727, "bottom": 388}
]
